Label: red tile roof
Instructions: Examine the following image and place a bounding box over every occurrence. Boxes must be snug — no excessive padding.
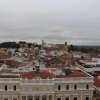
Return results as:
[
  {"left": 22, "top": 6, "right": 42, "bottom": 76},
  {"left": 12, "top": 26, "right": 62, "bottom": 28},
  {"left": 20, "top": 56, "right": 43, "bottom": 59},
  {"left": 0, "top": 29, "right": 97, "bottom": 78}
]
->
[
  {"left": 56, "top": 70, "right": 86, "bottom": 78},
  {"left": 20, "top": 70, "right": 55, "bottom": 79},
  {"left": 61, "top": 59, "right": 67, "bottom": 64},
  {"left": 23, "top": 58, "right": 33, "bottom": 62},
  {"left": 0, "top": 74, "right": 19, "bottom": 78},
  {"left": 50, "top": 65, "right": 62, "bottom": 68},
  {"left": 72, "top": 70, "right": 86, "bottom": 77},
  {"left": 94, "top": 77, "right": 100, "bottom": 87},
  {"left": 6, "top": 60, "right": 15, "bottom": 65},
  {"left": 46, "top": 47, "right": 64, "bottom": 52},
  {"left": 40, "top": 70, "right": 54, "bottom": 79},
  {"left": 70, "top": 60, "right": 76, "bottom": 66},
  {"left": 62, "top": 55, "right": 73, "bottom": 59},
  {"left": 0, "top": 70, "right": 5, "bottom": 73},
  {"left": 44, "top": 57, "right": 48, "bottom": 61},
  {"left": 0, "top": 54, "right": 8, "bottom": 59},
  {"left": 20, "top": 71, "right": 35, "bottom": 79}
]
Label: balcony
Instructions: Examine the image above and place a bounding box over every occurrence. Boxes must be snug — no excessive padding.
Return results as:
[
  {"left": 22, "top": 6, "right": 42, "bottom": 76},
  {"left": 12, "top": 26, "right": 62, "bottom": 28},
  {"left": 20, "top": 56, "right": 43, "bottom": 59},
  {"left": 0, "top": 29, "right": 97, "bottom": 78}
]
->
[
  {"left": 20, "top": 78, "right": 54, "bottom": 85},
  {"left": 54, "top": 77, "right": 93, "bottom": 83},
  {"left": 0, "top": 78, "right": 20, "bottom": 83}
]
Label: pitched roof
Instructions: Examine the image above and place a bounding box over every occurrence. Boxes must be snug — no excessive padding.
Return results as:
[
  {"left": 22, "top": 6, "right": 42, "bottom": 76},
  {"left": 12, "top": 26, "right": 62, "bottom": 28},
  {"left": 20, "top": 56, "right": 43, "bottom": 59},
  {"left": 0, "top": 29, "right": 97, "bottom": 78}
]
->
[
  {"left": 40, "top": 70, "right": 54, "bottom": 79},
  {"left": 94, "top": 77, "right": 100, "bottom": 87},
  {"left": 0, "top": 54, "right": 8, "bottom": 59},
  {"left": 72, "top": 70, "right": 86, "bottom": 77},
  {"left": 20, "top": 71, "right": 35, "bottom": 79},
  {"left": 50, "top": 65, "right": 62, "bottom": 68},
  {"left": 56, "top": 70, "right": 86, "bottom": 78},
  {"left": 61, "top": 59, "right": 67, "bottom": 64},
  {"left": 6, "top": 60, "right": 15, "bottom": 65},
  {"left": 0, "top": 74, "right": 19, "bottom": 78},
  {"left": 20, "top": 70, "right": 55, "bottom": 79}
]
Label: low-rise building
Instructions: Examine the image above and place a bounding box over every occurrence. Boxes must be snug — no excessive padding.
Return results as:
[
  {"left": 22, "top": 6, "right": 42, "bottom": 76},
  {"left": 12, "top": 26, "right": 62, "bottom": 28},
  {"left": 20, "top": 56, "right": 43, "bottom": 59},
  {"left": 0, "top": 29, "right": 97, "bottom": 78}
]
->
[{"left": 0, "top": 67, "right": 94, "bottom": 100}]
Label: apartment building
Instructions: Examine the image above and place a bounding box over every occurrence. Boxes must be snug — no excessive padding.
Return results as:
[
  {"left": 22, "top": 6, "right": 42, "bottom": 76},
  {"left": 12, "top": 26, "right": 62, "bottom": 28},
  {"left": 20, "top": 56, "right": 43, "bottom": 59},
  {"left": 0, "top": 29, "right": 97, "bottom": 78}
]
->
[{"left": 0, "top": 67, "right": 94, "bottom": 100}]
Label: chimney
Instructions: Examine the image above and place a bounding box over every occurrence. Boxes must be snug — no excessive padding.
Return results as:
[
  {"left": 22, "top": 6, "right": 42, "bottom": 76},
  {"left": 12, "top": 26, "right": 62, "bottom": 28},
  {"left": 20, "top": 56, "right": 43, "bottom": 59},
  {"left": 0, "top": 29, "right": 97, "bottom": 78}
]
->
[
  {"left": 65, "top": 42, "right": 67, "bottom": 45},
  {"left": 42, "top": 40, "right": 45, "bottom": 44},
  {"left": 35, "top": 61, "right": 40, "bottom": 79}
]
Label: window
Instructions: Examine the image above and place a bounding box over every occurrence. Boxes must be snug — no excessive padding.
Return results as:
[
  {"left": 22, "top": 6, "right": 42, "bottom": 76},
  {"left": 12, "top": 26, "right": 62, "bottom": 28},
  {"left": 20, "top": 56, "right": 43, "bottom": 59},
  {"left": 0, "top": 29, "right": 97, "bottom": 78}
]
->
[
  {"left": 85, "top": 97, "right": 89, "bottom": 100},
  {"left": 57, "top": 98, "right": 61, "bottom": 100},
  {"left": 73, "top": 97, "right": 77, "bottom": 100},
  {"left": 66, "top": 85, "right": 69, "bottom": 90},
  {"left": 13, "top": 99, "right": 17, "bottom": 100},
  {"left": 5, "top": 85, "right": 7, "bottom": 91},
  {"left": 86, "top": 84, "right": 89, "bottom": 89},
  {"left": 58, "top": 85, "right": 61, "bottom": 90},
  {"left": 14, "top": 85, "right": 16, "bottom": 91},
  {"left": 66, "top": 98, "right": 69, "bottom": 100},
  {"left": 74, "top": 85, "right": 77, "bottom": 90},
  {"left": 4, "top": 99, "right": 8, "bottom": 100}
]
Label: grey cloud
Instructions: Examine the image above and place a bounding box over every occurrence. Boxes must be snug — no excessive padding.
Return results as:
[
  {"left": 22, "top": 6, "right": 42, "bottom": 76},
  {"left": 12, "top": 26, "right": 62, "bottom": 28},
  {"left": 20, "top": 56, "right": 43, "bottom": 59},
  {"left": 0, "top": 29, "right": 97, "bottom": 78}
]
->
[{"left": 0, "top": 0, "right": 100, "bottom": 45}]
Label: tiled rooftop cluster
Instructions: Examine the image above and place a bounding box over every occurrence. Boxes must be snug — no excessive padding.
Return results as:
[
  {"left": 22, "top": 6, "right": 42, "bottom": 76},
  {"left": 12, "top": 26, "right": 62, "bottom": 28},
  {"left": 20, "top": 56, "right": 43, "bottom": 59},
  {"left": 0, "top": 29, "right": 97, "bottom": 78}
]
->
[{"left": 0, "top": 41, "right": 100, "bottom": 99}]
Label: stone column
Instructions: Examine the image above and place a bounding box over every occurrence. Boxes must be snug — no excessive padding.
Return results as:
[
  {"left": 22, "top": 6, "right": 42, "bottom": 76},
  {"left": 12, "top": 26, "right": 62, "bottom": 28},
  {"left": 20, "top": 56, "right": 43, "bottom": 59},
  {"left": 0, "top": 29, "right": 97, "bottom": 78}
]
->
[
  {"left": 26, "top": 95, "right": 28, "bottom": 100},
  {"left": 52, "top": 95, "right": 54, "bottom": 100},
  {"left": 20, "top": 95, "right": 22, "bottom": 100},
  {"left": 47, "top": 95, "right": 49, "bottom": 100},
  {"left": 40, "top": 95, "right": 42, "bottom": 100},
  {"left": 33, "top": 95, "right": 34, "bottom": 100},
  {"left": 81, "top": 92, "right": 82, "bottom": 100}
]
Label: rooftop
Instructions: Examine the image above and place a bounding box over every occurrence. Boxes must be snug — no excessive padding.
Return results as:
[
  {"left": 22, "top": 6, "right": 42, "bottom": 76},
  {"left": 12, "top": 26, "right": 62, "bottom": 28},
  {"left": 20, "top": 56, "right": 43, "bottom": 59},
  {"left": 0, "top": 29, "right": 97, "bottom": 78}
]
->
[
  {"left": 56, "top": 70, "right": 86, "bottom": 78},
  {"left": 20, "top": 70, "right": 55, "bottom": 79},
  {"left": 94, "top": 77, "right": 100, "bottom": 88}
]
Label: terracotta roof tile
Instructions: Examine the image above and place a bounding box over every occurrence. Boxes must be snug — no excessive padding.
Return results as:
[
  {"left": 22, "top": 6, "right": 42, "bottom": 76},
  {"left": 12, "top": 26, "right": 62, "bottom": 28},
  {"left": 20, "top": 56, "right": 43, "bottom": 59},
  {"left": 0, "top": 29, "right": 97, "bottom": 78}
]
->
[
  {"left": 0, "top": 74, "right": 19, "bottom": 78},
  {"left": 61, "top": 59, "right": 67, "bottom": 64},
  {"left": 40, "top": 70, "right": 54, "bottom": 79},
  {"left": 19, "top": 70, "right": 87, "bottom": 79},
  {"left": 0, "top": 70, "right": 5, "bottom": 73},
  {"left": 0, "top": 55, "right": 8, "bottom": 59},
  {"left": 56, "top": 70, "right": 86, "bottom": 78},
  {"left": 20, "top": 71, "right": 35, "bottom": 79},
  {"left": 70, "top": 60, "right": 76, "bottom": 66},
  {"left": 50, "top": 65, "right": 62, "bottom": 68},
  {"left": 6, "top": 60, "right": 15, "bottom": 65},
  {"left": 20, "top": 70, "right": 55, "bottom": 79},
  {"left": 62, "top": 55, "right": 73, "bottom": 59},
  {"left": 72, "top": 70, "right": 86, "bottom": 77},
  {"left": 94, "top": 77, "right": 100, "bottom": 87},
  {"left": 46, "top": 47, "right": 63, "bottom": 52}
]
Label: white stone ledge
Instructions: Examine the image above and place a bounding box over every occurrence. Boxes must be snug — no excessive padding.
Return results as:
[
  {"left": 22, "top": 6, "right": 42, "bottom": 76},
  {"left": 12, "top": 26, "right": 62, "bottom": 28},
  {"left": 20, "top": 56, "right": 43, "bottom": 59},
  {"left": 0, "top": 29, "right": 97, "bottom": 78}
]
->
[
  {"left": 20, "top": 83, "right": 54, "bottom": 85},
  {"left": 54, "top": 88, "right": 94, "bottom": 91}
]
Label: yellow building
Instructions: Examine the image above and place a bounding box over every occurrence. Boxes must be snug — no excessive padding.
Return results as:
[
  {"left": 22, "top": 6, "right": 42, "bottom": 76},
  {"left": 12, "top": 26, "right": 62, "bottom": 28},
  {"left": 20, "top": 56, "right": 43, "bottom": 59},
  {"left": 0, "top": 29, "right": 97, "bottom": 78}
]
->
[{"left": 0, "top": 68, "right": 94, "bottom": 100}]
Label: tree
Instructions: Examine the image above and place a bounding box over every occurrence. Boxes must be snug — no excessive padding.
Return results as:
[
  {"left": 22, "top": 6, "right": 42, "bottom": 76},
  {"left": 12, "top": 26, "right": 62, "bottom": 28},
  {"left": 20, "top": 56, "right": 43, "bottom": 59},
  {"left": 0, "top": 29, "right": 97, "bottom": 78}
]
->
[
  {"left": 68, "top": 44, "right": 79, "bottom": 52},
  {"left": 28, "top": 43, "right": 32, "bottom": 48},
  {"left": 0, "top": 42, "right": 20, "bottom": 48}
]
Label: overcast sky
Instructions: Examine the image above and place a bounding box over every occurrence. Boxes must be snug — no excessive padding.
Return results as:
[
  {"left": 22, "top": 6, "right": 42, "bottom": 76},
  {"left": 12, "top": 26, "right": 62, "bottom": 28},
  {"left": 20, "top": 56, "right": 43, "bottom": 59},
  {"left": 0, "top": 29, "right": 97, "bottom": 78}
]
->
[{"left": 0, "top": 0, "right": 100, "bottom": 45}]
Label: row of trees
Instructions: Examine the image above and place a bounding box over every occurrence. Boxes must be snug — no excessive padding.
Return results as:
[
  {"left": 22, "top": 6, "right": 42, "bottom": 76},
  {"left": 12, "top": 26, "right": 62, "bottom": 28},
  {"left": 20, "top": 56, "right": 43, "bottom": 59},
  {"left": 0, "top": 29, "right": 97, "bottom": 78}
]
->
[
  {"left": 0, "top": 41, "right": 41, "bottom": 48},
  {"left": 68, "top": 44, "right": 100, "bottom": 53},
  {"left": 0, "top": 42, "right": 20, "bottom": 48}
]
